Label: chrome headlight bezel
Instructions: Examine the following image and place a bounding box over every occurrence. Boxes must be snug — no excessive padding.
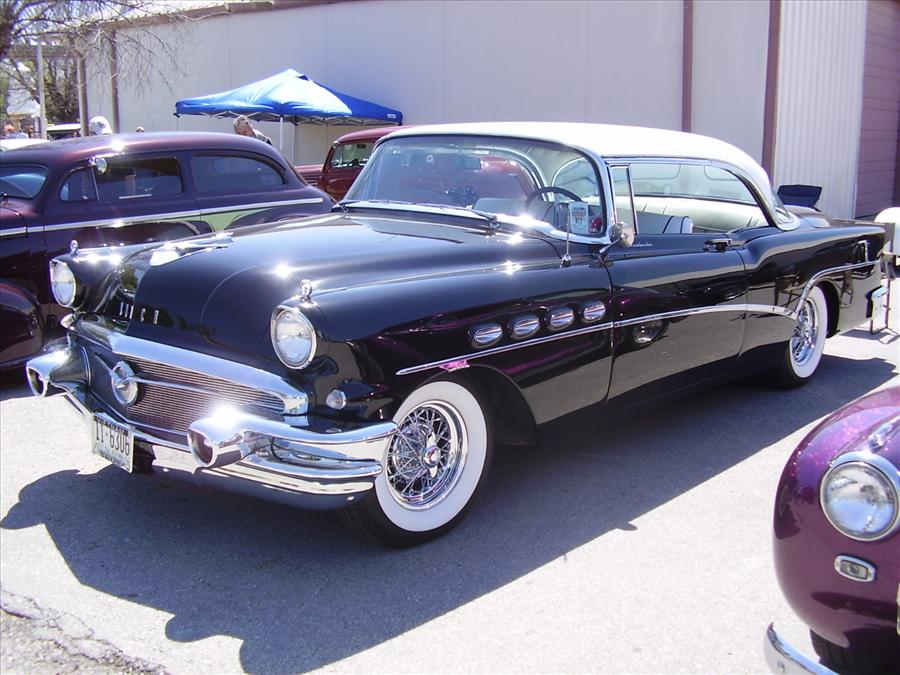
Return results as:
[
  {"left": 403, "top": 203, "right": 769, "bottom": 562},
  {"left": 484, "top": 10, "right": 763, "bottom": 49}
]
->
[
  {"left": 49, "top": 260, "right": 78, "bottom": 308},
  {"left": 820, "top": 451, "right": 900, "bottom": 542},
  {"left": 270, "top": 305, "right": 317, "bottom": 370}
]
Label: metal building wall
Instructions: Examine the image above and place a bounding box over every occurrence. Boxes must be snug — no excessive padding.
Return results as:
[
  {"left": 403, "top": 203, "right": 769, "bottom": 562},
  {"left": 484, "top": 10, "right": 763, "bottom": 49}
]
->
[
  {"left": 855, "top": 0, "right": 900, "bottom": 218},
  {"left": 773, "top": 0, "right": 868, "bottom": 219}
]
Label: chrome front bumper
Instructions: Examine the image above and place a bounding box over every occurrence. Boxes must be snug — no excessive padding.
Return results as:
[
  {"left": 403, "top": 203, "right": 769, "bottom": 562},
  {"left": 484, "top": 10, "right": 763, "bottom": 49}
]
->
[
  {"left": 26, "top": 344, "right": 396, "bottom": 510},
  {"left": 764, "top": 624, "right": 835, "bottom": 675}
]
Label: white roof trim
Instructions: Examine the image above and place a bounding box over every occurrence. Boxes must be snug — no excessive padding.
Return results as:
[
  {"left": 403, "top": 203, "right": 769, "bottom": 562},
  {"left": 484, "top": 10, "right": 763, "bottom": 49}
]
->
[{"left": 383, "top": 122, "right": 777, "bottom": 213}]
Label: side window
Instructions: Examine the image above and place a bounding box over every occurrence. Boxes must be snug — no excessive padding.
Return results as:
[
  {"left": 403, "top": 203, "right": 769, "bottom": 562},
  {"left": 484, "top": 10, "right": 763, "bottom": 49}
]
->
[
  {"left": 609, "top": 166, "right": 636, "bottom": 228},
  {"left": 60, "top": 168, "right": 98, "bottom": 202},
  {"left": 191, "top": 154, "right": 285, "bottom": 194},
  {"left": 94, "top": 156, "right": 183, "bottom": 201},
  {"left": 629, "top": 161, "right": 768, "bottom": 235},
  {"left": 330, "top": 142, "right": 374, "bottom": 169}
]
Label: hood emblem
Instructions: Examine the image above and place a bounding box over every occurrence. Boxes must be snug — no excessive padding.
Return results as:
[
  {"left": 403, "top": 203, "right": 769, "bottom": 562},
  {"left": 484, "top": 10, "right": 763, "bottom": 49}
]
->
[
  {"left": 150, "top": 233, "right": 233, "bottom": 267},
  {"left": 110, "top": 361, "right": 138, "bottom": 405},
  {"left": 298, "top": 279, "right": 313, "bottom": 302}
]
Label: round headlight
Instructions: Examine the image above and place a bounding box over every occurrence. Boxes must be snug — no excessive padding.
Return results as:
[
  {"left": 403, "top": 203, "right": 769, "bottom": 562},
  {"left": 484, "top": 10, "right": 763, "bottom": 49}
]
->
[
  {"left": 271, "top": 307, "right": 316, "bottom": 369},
  {"left": 821, "top": 456, "right": 899, "bottom": 541},
  {"left": 50, "top": 260, "right": 78, "bottom": 307}
]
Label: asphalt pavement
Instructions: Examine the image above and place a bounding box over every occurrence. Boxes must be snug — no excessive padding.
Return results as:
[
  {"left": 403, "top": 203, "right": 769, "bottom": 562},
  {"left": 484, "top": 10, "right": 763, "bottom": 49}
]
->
[{"left": 1, "top": 286, "right": 898, "bottom": 674}]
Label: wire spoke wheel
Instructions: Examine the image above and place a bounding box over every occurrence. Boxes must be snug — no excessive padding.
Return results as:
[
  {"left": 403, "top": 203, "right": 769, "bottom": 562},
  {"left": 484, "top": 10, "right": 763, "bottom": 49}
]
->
[
  {"left": 771, "top": 285, "right": 828, "bottom": 388},
  {"left": 386, "top": 401, "right": 466, "bottom": 509},
  {"left": 790, "top": 297, "right": 820, "bottom": 366},
  {"left": 339, "top": 378, "right": 493, "bottom": 546}
]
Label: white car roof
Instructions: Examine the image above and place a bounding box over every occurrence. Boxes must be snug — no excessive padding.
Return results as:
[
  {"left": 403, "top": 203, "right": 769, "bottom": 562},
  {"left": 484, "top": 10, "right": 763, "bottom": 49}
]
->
[{"left": 385, "top": 122, "right": 776, "bottom": 212}]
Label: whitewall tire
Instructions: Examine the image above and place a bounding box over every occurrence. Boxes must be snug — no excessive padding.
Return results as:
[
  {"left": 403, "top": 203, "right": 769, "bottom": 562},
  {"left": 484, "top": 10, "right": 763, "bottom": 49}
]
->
[
  {"left": 771, "top": 286, "right": 828, "bottom": 388},
  {"left": 339, "top": 377, "right": 493, "bottom": 546}
]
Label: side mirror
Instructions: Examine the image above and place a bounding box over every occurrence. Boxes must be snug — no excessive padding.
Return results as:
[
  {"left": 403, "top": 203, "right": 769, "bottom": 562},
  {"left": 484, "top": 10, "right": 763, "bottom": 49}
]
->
[
  {"left": 90, "top": 156, "right": 108, "bottom": 175},
  {"left": 610, "top": 220, "right": 636, "bottom": 247}
]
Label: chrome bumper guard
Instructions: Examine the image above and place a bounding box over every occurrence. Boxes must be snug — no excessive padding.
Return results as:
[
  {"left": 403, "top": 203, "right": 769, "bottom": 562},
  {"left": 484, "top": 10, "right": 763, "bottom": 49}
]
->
[
  {"left": 764, "top": 624, "right": 835, "bottom": 675},
  {"left": 25, "top": 346, "right": 395, "bottom": 509}
]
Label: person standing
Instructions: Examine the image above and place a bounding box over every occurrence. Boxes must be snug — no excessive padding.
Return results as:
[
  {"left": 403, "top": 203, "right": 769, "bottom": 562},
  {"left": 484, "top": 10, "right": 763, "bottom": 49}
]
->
[
  {"left": 88, "top": 116, "right": 113, "bottom": 135},
  {"left": 233, "top": 115, "right": 272, "bottom": 145}
]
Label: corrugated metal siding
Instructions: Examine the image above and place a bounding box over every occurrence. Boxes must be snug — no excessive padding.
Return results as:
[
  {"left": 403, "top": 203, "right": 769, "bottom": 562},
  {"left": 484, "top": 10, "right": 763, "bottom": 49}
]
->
[
  {"left": 774, "top": 0, "right": 868, "bottom": 219},
  {"left": 855, "top": 0, "right": 900, "bottom": 217}
]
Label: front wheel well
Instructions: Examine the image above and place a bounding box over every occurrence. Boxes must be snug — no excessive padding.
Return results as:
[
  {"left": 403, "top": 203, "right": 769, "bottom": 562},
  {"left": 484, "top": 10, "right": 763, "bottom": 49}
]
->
[
  {"left": 817, "top": 281, "right": 840, "bottom": 337},
  {"left": 440, "top": 366, "right": 538, "bottom": 447}
]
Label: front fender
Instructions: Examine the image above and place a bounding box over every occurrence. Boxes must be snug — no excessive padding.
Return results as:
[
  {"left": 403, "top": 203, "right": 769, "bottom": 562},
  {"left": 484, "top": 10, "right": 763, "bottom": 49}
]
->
[{"left": 0, "top": 281, "right": 44, "bottom": 368}]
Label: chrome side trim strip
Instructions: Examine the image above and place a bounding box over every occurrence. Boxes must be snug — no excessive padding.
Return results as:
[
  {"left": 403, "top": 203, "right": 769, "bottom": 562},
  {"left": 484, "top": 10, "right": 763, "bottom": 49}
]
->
[
  {"left": 797, "top": 261, "right": 879, "bottom": 315},
  {"left": 396, "top": 322, "right": 615, "bottom": 375},
  {"left": 200, "top": 197, "right": 324, "bottom": 215},
  {"left": 36, "top": 208, "right": 204, "bottom": 233},
  {"left": 30, "top": 197, "right": 325, "bottom": 234},
  {"left": 73, "top": 317, "right": 308, "bottom": 413},
  {"left": 614, "top": 303, "right": 789, "bottom": 328},
  {"left": 0, "top": 226, "right": 28, "bottom": 237},
  {"left": 395, "top": 260, "right": 879, "bottom": 376}
]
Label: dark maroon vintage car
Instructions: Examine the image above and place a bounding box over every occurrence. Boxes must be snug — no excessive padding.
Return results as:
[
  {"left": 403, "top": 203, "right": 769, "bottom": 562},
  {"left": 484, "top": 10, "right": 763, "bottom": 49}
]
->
[
  {"left": 0, "top": 132, "right": 333, "bottom": 369},
  {"left": 767, "top": 386, "right": 899, "bottom": 674}
]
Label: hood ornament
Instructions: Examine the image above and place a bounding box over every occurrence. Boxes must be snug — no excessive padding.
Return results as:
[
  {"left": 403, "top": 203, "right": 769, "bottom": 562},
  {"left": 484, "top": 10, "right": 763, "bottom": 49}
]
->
[
  {"left": 298, "top": 279, "right": 313, "bottom": 302},
  {"left": 70, "top": 240, "right": 79, "bottom": 255}
]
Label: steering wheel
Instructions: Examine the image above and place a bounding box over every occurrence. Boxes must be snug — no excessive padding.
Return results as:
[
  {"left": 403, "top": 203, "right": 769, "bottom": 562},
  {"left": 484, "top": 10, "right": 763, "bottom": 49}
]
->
[{"left": 524, "top": 186, "right": 582, "bottom": 228}]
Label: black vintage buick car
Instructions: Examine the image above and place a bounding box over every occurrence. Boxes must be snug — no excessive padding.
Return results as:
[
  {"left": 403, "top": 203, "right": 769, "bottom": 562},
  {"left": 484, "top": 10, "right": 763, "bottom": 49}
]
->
[{"left": 26, "top": 123, "right": 888, "bottom": 545}]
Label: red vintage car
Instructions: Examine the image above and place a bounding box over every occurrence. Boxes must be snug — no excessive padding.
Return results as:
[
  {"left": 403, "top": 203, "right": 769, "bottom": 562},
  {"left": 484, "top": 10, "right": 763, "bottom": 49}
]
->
[{"left": 296, "top": 127, "right": 398, "bottom": 200}]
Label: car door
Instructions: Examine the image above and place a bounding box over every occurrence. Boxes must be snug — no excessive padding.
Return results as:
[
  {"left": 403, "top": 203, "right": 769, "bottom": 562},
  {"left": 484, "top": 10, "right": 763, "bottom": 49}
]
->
[
  {"left": 43, "top": 153, "right": 205, "bottom": 255},
  {"left": 603, "top": 162, "right": 750, "bottom": 409},
  {"left": 189, "top": 151, "right": 328, "bottom": 230}
]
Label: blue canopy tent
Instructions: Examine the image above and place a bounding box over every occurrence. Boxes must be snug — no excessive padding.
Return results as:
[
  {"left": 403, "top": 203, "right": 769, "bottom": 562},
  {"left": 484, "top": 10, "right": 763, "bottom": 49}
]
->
[{"left": 174, "top": 69, "right": 402, "bottom": 148}]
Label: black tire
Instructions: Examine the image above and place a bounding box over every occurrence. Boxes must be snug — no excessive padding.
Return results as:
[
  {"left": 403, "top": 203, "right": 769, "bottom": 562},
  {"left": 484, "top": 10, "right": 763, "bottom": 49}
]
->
[
  {"left": 339, "top": 376, "right": 494, "bottom": 547},
  {"left": 810, "top": 630, "right": 892, "bottom": 674},
  {"left": 770, "top": 285, "right": 828, "bottom": 389}
]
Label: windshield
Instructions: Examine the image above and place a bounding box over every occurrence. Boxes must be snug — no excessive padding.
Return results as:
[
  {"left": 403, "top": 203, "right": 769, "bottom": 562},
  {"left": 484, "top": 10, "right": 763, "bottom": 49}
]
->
[
  {"left": 1, "top": 164, "right": 48, "bottom": 199},
  {"left": 346, "top": 135, "right": 606, "bottom": 235}
]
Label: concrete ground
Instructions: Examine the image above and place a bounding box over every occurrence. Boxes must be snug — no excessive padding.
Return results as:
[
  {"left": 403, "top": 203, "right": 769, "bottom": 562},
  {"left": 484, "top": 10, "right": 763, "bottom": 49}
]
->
[{"left": 1, "top": 286, "right": 897, "bottom": 674}]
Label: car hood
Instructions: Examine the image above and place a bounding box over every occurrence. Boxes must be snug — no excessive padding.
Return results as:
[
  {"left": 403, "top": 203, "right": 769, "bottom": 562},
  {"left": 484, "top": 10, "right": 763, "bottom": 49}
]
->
[
  {"left": 115, "top": 212, "right": 562, "bottom": 358},
  {"left": 794, "top": 387, "right": 900, "bottom": 487}
]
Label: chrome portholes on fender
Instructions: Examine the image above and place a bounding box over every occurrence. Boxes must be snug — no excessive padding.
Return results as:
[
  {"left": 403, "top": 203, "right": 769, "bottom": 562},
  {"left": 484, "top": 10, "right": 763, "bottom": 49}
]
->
[
  {"left": 509, "top": 314, "right": 540, "bottom": 340},
  {"left": 771, "top": 286, "right": 829, "bottom": 388},
  {"left": 581, "top": 300, "right": 607, "bottom": 323},
  {"left": 546, "top": 306, "right": 575, "bottom": 331},
  {"left": 339, "top": 379, "right": 493, "bottom": 547},
  {"left": 470, "top": 323, "right": 503, "bottom": 348}
]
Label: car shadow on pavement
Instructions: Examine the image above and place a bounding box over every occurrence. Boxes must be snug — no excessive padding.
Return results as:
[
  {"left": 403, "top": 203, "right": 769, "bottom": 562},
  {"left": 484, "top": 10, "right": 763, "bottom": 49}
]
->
[
  {"left": 1, "top": 352, "right": 896, "bottom": 673},
  {"left": 0, "top": 371, "right": 31, "bottom": 403}
]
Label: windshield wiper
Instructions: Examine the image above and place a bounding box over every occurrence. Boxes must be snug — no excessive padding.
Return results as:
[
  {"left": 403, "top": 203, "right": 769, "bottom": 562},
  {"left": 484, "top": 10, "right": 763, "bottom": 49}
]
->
[{"left": 339, "top": 199, "right": 501, "bottom": 229}]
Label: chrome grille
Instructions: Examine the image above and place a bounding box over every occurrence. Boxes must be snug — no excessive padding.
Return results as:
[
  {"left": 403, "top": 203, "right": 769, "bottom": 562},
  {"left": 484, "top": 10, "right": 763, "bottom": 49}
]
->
[{"left": 83, "top": 344, "right": 284, "bottom": 435}]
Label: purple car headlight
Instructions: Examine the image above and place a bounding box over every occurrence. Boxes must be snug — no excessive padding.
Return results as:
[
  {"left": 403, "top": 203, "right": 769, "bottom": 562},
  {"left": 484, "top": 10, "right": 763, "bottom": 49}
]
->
[{"left": 821, "top": 452, "right": 899, "bottom": 542}]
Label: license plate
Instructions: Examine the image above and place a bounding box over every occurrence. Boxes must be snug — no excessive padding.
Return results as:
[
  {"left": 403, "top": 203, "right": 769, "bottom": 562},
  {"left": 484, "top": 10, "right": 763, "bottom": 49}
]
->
[{"left": 91, "top": 416, "right": 134, "bottom": 473}]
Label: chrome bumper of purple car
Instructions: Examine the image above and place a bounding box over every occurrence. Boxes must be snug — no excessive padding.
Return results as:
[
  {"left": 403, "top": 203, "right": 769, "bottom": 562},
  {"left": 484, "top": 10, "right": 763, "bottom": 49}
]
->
[{"left": 764, "top": 624, "right": 835, "bottom": 675}]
